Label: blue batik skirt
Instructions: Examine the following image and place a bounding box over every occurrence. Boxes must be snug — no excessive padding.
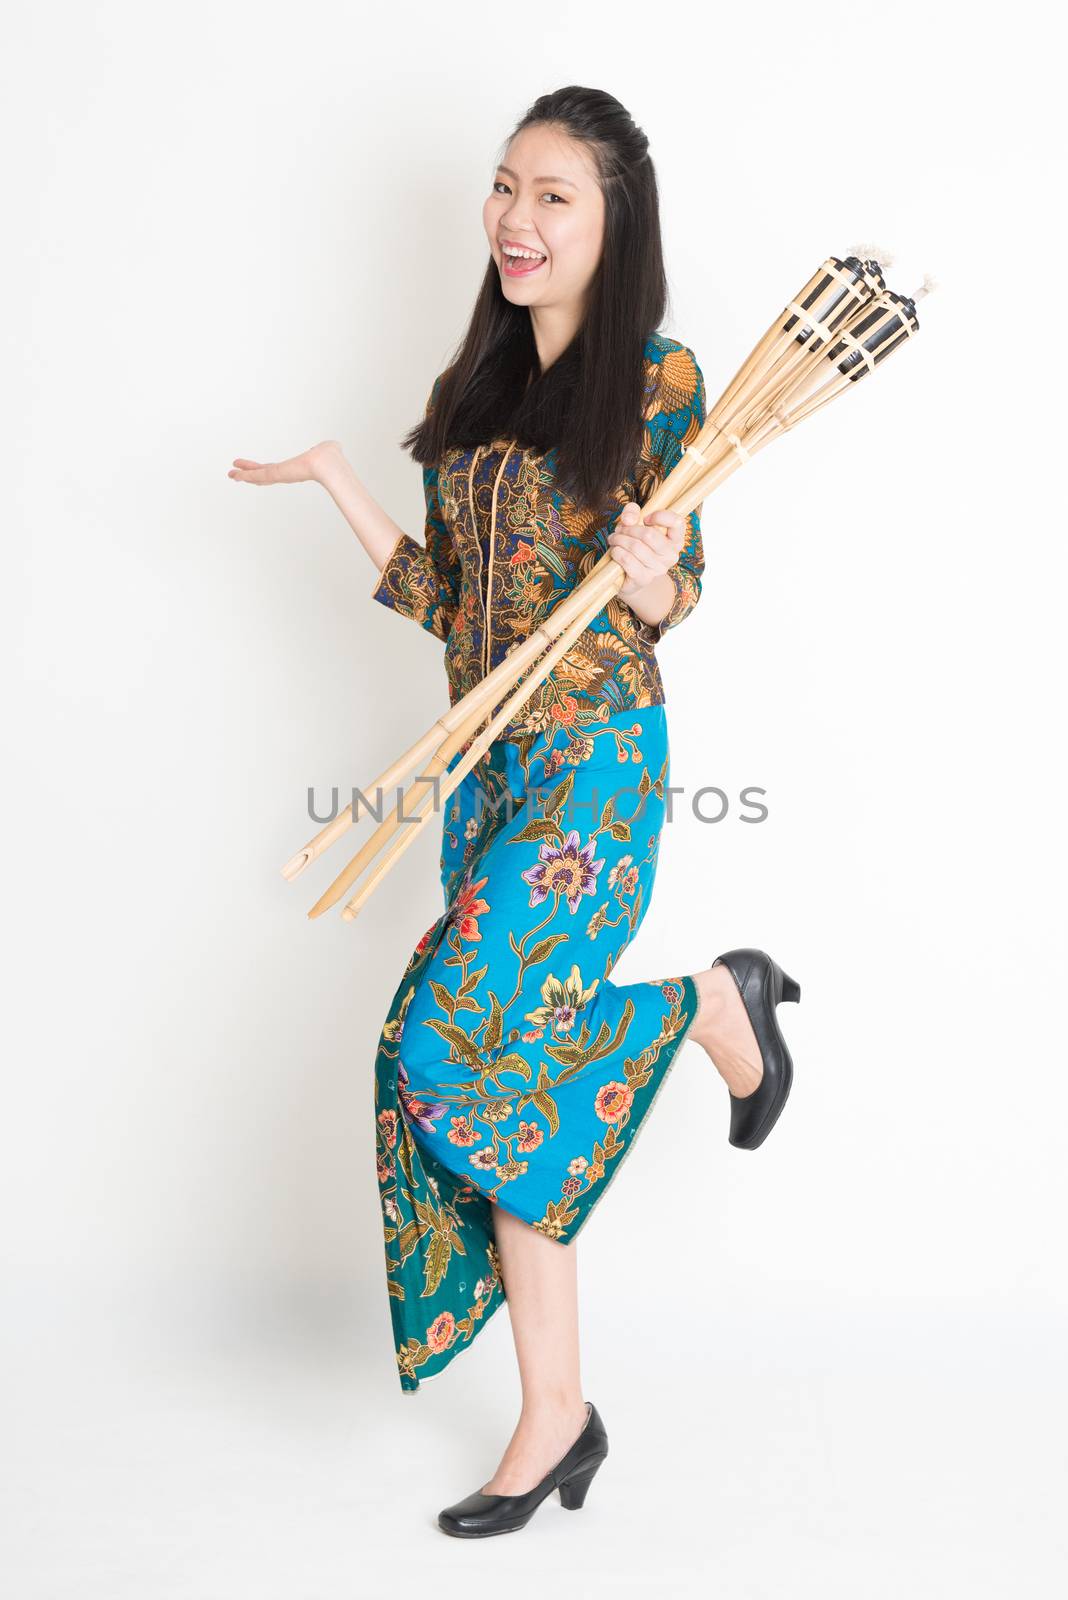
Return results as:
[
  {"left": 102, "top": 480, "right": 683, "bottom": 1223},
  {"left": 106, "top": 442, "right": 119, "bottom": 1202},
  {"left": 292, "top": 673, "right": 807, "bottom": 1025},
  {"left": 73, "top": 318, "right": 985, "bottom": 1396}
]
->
[{"left": 372, "top": 703, "right": 701, "bottom": 1393}]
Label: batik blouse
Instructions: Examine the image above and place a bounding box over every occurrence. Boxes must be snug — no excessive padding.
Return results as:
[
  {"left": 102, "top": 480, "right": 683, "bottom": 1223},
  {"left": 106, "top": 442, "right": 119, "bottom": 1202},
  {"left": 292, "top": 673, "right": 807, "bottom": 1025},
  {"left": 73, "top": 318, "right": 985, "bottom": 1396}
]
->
[{"left": 369, "top": 330, "right": 707, "bottom": 743}]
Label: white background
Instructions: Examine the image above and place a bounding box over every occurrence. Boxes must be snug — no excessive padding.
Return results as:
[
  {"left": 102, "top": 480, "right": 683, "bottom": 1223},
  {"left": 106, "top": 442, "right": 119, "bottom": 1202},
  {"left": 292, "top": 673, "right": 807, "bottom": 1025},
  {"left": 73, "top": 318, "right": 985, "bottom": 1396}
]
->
[{"left": 5, "top": 1, "right": 1065, "bottom": 1593}]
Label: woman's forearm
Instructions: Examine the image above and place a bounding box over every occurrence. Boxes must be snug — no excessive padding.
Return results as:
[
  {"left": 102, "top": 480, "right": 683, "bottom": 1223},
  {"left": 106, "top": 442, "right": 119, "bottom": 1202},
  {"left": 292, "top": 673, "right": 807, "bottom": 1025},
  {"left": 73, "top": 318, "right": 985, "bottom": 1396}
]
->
[
  {"left": 619, "top": 571, "right": 674, "bottom": 628},
  {"left": 313, "top": 441, "right": 408, "bottom": 575}
]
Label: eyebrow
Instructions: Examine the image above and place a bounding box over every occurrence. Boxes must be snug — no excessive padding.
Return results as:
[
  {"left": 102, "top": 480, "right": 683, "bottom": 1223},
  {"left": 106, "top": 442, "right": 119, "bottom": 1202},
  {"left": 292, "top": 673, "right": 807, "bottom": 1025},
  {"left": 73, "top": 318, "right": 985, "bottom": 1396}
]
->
[{"left": 496, "top": 165, "right": 578, "bottom": 188}]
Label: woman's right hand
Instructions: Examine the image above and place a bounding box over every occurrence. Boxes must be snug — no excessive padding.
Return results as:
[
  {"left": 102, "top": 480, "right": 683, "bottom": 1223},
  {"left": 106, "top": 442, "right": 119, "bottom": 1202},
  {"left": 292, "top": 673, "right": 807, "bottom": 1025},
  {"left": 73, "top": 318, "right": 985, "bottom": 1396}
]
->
[
  {"left": 228, "top": 439, "right": 343, "bottom": 486},
  {"left": 234, "top": 438, "right": 405, "bottom": 575}
]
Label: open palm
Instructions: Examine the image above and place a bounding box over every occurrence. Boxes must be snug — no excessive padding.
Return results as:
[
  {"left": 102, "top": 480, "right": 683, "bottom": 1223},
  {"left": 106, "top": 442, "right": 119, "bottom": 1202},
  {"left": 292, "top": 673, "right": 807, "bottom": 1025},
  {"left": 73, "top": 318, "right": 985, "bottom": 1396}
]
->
[{"left": 228, "top": 440, "right": 339, "bottom": 486}]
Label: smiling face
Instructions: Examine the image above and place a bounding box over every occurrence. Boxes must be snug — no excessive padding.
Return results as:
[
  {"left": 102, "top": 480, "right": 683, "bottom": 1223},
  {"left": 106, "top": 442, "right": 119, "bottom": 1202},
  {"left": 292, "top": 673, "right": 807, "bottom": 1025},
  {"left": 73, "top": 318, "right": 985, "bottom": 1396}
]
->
[{"left": 483, "top": 123, "right": 606, "bottom": 316}]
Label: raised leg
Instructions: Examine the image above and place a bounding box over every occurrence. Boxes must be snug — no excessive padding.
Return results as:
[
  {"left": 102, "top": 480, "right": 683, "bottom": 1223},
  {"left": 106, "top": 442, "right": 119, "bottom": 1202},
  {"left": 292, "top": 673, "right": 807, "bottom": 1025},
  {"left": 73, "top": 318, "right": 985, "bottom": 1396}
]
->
[{"left": 687, "top": 962, "right": 764, "bottom": 1096}]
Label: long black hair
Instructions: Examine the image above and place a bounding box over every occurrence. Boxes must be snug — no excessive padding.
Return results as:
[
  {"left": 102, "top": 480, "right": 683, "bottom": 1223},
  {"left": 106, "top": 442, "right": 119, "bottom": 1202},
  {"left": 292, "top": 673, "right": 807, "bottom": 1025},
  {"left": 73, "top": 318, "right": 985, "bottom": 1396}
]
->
[{"left": 400, "top": 85, "right": 669, "bottom": 513}]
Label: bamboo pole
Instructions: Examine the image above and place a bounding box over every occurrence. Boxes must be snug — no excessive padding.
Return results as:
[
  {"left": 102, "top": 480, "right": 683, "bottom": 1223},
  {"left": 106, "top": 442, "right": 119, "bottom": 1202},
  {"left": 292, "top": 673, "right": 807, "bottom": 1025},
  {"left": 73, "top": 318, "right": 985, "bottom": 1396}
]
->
[
  {"left": 285, "top": 257, "right": 886, "bottom": 884},
  {"left": 284, "top": 254, "right": 932, "bottom": 921}
]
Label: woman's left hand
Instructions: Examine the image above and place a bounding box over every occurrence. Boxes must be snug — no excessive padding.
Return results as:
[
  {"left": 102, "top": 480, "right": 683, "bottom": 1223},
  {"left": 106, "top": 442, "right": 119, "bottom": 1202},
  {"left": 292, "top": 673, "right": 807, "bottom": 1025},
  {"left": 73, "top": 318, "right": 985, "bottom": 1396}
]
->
[{"left": 607, "top": 502, "right": 686, "bottom": 602}]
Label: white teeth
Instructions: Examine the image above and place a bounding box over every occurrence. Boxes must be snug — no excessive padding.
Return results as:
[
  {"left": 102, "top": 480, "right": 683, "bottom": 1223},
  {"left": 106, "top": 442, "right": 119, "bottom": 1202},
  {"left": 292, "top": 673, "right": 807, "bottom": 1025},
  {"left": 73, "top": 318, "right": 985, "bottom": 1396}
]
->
[{"left": 502, "top": 245, "right": 545, "bottom": 260}]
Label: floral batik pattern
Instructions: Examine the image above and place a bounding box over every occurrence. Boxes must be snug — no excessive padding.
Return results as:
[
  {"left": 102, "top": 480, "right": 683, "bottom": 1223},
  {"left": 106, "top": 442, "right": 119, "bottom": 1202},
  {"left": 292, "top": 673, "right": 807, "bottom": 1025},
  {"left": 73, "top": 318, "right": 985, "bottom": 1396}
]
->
[
  {"left": 369, "top": 331, "right": 708, "bottom": 742},
  {"left": 372, "top": 704, "right": 702, "bottom": 1393}
]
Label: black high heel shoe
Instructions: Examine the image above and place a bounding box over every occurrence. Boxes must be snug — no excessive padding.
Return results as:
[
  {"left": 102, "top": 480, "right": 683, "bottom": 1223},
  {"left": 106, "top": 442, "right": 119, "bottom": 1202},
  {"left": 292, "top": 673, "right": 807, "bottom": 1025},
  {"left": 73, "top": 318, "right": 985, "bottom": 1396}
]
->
[
  {"left": 437, "top": 1400, "right": 609, "bottom": 1538},
  {"left": 709, "top": 948, "right": 801, "bottom": 1150}
]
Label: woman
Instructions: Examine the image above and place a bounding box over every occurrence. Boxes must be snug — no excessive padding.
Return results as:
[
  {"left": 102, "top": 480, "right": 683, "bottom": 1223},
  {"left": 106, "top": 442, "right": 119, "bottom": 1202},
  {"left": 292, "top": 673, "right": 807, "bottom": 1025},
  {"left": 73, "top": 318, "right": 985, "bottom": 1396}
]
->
[{"left": 229, "top": 85, "right": 801, "bottom": 1538}]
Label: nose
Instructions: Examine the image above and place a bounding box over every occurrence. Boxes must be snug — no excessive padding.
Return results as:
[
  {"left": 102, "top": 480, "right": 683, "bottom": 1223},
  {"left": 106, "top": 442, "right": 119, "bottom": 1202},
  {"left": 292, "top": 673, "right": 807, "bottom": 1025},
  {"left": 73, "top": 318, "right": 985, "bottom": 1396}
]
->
[{"left": 501, "top": 200, "right": 537, "bottom": 234}]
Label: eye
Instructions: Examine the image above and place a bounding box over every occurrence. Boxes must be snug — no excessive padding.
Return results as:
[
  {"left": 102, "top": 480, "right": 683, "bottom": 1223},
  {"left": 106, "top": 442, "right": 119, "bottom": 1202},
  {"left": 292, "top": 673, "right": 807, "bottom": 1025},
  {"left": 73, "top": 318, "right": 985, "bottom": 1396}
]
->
[{"left": 492, "top": 181, "right": 566, "bottom": 203}]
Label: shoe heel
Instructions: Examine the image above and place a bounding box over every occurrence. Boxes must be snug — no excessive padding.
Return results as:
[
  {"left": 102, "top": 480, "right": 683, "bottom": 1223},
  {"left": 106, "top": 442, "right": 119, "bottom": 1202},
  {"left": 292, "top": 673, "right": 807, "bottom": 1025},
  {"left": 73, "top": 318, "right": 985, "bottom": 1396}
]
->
[
  {"left": 778, "top": 969, "right": 801, "bottom": 1003},
  {"left": 558, "top": 1457, "right": 604, "bottom": 1510}
]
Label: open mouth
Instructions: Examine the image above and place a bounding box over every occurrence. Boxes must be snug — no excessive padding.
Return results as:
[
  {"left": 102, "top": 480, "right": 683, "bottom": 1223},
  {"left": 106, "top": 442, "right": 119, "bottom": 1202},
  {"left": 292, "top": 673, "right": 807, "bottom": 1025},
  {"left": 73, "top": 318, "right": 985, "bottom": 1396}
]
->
[{"left": 500, "top": 247, "right": 547, "bottom": 277}]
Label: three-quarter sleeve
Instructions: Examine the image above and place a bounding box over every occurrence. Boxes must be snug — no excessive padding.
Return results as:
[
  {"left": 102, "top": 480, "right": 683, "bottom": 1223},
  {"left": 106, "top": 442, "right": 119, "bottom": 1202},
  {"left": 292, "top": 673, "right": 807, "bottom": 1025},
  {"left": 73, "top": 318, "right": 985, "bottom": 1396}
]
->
[
  {"left": 370, "top": 376, "right": 462, "bottom": 643},
  {"left": 631, "top": 343, "right": 708, "bottom": 645}
]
